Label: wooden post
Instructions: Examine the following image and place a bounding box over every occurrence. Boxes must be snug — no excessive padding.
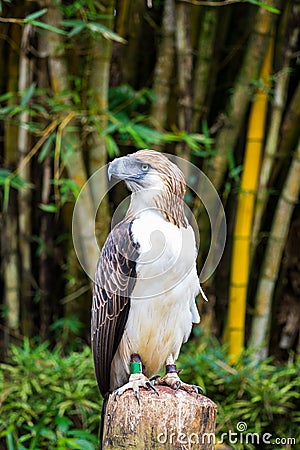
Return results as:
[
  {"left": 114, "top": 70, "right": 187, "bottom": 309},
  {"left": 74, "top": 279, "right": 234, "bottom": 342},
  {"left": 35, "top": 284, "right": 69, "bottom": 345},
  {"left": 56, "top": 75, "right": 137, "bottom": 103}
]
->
[{"left": 102, "top": 386, "right": 217, "bottom": 449}]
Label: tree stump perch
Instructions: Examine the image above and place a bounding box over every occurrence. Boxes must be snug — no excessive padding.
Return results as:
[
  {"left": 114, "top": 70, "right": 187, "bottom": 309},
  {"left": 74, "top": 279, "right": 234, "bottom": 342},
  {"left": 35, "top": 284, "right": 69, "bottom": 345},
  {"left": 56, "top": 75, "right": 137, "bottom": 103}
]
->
[{"left": 102, "top": 386, "right": 217, "bottom": 449}]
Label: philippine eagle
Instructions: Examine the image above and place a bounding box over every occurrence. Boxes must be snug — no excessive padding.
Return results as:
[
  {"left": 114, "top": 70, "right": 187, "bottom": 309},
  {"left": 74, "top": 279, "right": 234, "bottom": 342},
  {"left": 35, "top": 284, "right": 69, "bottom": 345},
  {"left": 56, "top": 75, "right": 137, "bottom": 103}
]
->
[{"left": 92, "top": 149, "right": 206, "bottom": 401}]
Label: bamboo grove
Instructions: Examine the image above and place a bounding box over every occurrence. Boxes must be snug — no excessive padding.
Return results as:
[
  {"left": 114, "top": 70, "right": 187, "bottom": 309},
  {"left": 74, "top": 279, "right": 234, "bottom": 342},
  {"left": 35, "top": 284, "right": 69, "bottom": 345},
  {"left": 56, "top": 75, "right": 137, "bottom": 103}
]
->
[{"left": 0, "top": 0, "right": 299, "bottom": 363}]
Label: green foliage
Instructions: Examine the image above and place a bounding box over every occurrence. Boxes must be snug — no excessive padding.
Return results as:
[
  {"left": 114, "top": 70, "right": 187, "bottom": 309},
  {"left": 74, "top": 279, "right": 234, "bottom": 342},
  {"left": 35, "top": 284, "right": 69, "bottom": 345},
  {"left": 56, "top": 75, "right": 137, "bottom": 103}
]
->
[
  {"left": 104, "top": 84, "right": 213, "bottom": 152},
  {"left": 39, "top": 179, "right": 80, "bottom": 213},
  {"left": 178, "top": 332, "right": 300, "bottom": 449},
  {"left": 60, "top": 0, "right": 126, "bottom": 42},
  {"left": 1, "top": 338, "right": 298, "bottom": 449},
  {"left": 0, "top": 339, "right": 101, "bottom": 449},
  {"left": 0, "top": 169, "right": 33, "bottom": 212},
  {"left": 63, "top": 19, "right": 126, "bottom": 43},
  {"left": 24, "top": 9, "right": 67, "bottom": 36},
  {"left": 0, "top": 79, "right": 213, "bottom": 174},
  {"left": 224, "top": 151, "right": 243, "bottom": 195},
  {"left": 246, "top": 0, "right": 280, "bottom": 14}
]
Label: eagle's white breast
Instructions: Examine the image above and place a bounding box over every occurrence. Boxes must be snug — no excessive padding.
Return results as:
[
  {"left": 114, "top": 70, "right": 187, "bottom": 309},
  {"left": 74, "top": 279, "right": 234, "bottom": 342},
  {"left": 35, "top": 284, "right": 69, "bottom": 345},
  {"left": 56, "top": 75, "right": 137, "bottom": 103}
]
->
[{"left": 110, "top": 209, "right": 200, "bottom": 390}]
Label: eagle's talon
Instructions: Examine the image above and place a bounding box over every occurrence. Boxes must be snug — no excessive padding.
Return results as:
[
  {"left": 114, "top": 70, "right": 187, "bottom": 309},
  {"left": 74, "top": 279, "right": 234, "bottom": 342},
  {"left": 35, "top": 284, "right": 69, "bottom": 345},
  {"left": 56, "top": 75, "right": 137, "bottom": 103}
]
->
[
  {"left": 150, "top": 375, "right": 160, "bottom": 382},
  {"left": 155, "top": 372, "right": 203, "bottom": 396},
  {"left": 113, "top": 373, "right": 158, "bottom": 402},
  {"left": 194, "top": 385, "right": 204, "bottom": 395},
  {"left": 134, "top": 390, "right": 140, "bottom": 404},
  {"left": 146, "top": 381, "right": 160, "bottom": 396},
  {"left": 175, "top": 381, "right": 181, "bottom": 392}
]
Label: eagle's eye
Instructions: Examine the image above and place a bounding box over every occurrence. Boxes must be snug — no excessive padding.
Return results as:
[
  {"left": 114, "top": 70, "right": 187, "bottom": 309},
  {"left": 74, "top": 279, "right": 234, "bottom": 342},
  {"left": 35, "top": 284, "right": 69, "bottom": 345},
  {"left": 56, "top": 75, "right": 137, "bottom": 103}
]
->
[{"left": 141, "top": 163, "right": 149, "bottom": 172}]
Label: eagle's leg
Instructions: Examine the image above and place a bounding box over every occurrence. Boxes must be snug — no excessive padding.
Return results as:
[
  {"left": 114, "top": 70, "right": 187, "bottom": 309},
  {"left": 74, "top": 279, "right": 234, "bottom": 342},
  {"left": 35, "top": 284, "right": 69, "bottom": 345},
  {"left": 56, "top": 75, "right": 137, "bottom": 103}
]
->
[
  {"left": 155, "top": 355, "right": 203, "bottom": 395},
  {"left": 114, "top": 354, "right": 159, "bottom": 403}
]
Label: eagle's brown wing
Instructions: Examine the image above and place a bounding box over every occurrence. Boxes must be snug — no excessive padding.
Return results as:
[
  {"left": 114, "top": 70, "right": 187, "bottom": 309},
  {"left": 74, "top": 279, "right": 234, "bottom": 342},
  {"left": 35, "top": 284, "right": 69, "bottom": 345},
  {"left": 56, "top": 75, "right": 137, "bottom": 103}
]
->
[{"left": 91, "top": 220, "right": 140, "bottom": 397}]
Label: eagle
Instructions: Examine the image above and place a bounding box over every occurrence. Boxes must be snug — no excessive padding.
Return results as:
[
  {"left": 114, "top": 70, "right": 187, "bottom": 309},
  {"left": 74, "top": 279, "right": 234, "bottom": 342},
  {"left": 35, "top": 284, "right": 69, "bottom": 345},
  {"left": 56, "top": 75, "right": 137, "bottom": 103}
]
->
[{"left": 91, "top": 149, "right": 206, "bottom": 402}]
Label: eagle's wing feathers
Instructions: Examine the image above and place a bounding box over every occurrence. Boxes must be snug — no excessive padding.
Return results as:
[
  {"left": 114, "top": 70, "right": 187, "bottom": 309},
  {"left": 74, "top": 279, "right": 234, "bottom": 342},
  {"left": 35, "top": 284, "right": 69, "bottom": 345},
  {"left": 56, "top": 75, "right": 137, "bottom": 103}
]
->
[{"left": 91, "top": 221, "right": 140, "bottom": 396}]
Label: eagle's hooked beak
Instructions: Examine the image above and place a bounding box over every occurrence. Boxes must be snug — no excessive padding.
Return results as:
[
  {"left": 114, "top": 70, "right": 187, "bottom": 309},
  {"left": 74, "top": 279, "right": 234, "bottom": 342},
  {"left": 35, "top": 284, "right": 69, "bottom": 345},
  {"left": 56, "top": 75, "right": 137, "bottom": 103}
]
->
[
  {"left": 108, "top": 156, "right": 149, "bottom": 182},
  {"left": 108, "top": 157, "right": 128, "bottom": 181}
]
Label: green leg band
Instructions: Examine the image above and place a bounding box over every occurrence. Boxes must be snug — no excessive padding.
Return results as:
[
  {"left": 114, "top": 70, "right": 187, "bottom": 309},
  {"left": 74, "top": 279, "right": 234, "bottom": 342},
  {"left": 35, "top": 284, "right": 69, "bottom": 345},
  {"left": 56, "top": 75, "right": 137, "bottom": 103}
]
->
[{"left": 130, "top": 361, "right": 142, "bottom": 374}]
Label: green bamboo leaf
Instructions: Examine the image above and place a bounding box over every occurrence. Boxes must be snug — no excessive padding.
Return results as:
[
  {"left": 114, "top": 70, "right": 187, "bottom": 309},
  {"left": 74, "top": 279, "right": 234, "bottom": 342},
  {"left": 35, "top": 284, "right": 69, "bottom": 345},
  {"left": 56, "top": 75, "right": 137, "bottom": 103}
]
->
[
  {"left": 101, "top": 120, "right": 120, "bottom": 136},
  {"left": 0, "top": 168, "right": 11, "bottom": 180},
  {"left": 24, "top": 8, "right": 47, "bottom": 21},
  {"left": 38, "top": 134, "right": 55, "bottom": 162},
  {"left": 21, "top": 82, "right": 36, "bottom": 107},
  {"left": 39, "top": 203, "right": 59, "bottom": 213},
  {"left": 11, "top": 176, "right": 32, "bottom": 190},
  {"left": 126, "top": 125, "right": 147, "bottom": 147},
  {"left": 131, "top": 124, "right": 163, "bottom": 144},
  {"left": 87, "top": 22, "right": 126, "bottom": 43},
  {"left": 29, "top": 20, "right": 67, "bottom": 36},
  {"left": 62, "top": 19, "right": 86, "bottom": 37},
  {"left": 0, "top": 169, "right": 32, "bottom": 191},
  {"left": 62, "top": 19, "right": 86, "bottom": 27},
  {"left": 105, "top": 135, "right": 120, "bottom": 158},
  {"left": 0, "top": 91, "right": 15, "bottom": 102},
  {"left": 0, "top": 105, "right": 21, "bottom": 116},
  {"left": 68, "top": 25, "right": 85, "bottom": 38},
  {"left": 246, "top": 0, "right": 280, "bottom": 13},
  {"left": 161, "top": 132, "right": 181, "bottom": 143}
]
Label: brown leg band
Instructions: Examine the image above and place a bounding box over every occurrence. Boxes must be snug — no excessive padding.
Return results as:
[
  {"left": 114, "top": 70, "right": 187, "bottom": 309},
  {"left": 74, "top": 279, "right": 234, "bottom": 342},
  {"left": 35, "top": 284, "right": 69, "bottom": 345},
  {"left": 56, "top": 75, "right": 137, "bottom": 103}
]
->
[{"left": 166, "top": 364, "right": 178, "bottom": 374}]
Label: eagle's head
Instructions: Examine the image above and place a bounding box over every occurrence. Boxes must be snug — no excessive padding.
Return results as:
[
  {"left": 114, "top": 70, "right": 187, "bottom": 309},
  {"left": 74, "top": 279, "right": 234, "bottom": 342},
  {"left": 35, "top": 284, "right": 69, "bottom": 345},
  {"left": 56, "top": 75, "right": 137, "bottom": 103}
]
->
[
  {"left": 108, "top": 149, "right": 186, "bottom": 198},
  {"left": 108, "top": 149, "right": 187, "bottom": 227}
]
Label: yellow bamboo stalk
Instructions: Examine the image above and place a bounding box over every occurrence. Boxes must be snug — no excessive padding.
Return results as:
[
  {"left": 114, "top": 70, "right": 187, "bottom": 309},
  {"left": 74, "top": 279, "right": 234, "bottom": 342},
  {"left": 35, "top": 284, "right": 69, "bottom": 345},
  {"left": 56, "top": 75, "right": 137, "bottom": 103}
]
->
[
  {"left": 227, "top": 37, "right": 274, "bottom": 363},
  {"left": 205, "top": 1, "right": 277, "bottom": 192}
]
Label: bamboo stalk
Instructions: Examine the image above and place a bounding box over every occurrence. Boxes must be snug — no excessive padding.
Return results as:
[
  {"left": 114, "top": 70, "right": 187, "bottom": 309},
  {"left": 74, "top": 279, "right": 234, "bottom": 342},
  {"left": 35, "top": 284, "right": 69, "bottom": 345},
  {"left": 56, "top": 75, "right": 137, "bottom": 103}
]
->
[
  {"left": 18, "top": 24, "right": 34, "bottom": 337},
  {"left": 272, "top": 81, "right": 300, "bottom": 182},
  {"left": 192, "top": 6, "right": 218, "bottom": 130},
  {"left": 250, "top": 137, "right": 300, "bottom": 360},
  {"left": 120, "top": 0, "right": 145, "bottom": 86},
  {"left": 150, "top": 0, "right": 176, "bottom": 130},
  {"left": 87, "top": 0, "right": 114, "bottom": 246},
  {"left": 192, "top": 8, "right": 231, "bottom": 294},
  {"left": 3, "top": 21, "right": 21, "bottom": 337},
  {"left": 205, "top": 0, "right": 279, "bottom": 192},
  {"left": 175, "top": 1, "right": 193, "bottom": 162},
  {"left": 42, "top": 1, "right": 99, "bottom": 277},
  {"left": 116, "top": 0, "right": 130, "bottom": 38},
  {"left": 251, "top": 0, "right": 300, "bottom": 259},
  {"left": 39, "top": 154, "right": 52, "bottom": 340},
  {"left": 227, "top": 37, "right": 273, "bottom": 362},
  {"left": 250, "top": 68, "right": 290, "bottom": 260}
]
